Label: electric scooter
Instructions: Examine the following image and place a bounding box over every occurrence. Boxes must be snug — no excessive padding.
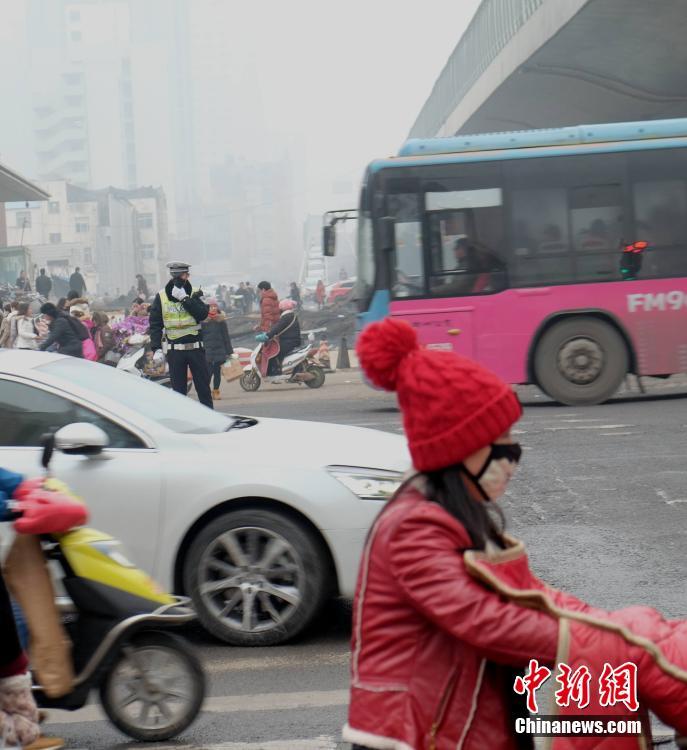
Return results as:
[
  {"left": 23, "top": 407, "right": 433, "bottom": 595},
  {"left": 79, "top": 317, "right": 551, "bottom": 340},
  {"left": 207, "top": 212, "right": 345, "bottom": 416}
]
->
[
  {"left": 239, "top": 333, "right": 325, "bottom": 392},
  {"left": 18, "top": 430, "right": 206, "bottom": 742}
]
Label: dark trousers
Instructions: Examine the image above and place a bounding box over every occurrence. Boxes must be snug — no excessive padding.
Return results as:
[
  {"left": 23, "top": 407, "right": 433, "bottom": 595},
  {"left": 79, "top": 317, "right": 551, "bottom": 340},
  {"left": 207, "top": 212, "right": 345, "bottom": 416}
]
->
[
  {"left": 209, "top": 361, "right": 222, "bottom": 390},
  {"left": 168, "top": 347, "right": 213, "bottom": 409},
  {"left": 0, "top": 573, "right": 25, "bottom": 676}
]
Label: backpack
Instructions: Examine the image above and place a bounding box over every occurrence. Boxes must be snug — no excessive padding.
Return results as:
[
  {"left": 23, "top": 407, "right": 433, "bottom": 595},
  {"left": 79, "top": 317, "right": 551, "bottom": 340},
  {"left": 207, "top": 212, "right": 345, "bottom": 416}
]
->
[{"left": 66, "top": 315, "right": 97, "bottom": 361}]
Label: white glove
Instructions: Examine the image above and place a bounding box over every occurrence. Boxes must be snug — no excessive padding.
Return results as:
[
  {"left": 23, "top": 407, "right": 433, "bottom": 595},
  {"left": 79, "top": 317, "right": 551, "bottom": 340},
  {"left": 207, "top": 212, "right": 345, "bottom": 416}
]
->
[
  {"left": 171, "top": 285, "right": 188, "bottom": 301},
  {"left": 153, "top": 349, "right": 165, "bottom": 366}
]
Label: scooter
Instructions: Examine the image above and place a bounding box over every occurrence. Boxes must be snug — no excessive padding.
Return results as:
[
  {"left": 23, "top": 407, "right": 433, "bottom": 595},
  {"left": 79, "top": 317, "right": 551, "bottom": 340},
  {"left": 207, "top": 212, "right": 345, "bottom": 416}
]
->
[
  {"left": 15, "top": 429, "right": 206, "bottom": 742},
  {"left": 115, "top": 334, "right": 177, "bottom": 389},
  {"left": 239, "top": 333, "right": 325, "bottom": 392}
]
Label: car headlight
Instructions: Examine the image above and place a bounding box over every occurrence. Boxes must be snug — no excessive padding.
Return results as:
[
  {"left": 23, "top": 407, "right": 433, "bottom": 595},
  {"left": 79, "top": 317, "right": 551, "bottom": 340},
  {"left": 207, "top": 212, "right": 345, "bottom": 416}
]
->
[{"left": 327, "top": 466, "right": 404, "bottom": 500}]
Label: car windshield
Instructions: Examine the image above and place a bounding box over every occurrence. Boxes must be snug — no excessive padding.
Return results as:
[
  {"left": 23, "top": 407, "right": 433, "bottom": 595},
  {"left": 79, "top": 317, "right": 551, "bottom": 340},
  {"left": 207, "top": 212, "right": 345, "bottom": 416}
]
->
[{"left": 38, "top": 358, "right": 235, "bottom": 434}]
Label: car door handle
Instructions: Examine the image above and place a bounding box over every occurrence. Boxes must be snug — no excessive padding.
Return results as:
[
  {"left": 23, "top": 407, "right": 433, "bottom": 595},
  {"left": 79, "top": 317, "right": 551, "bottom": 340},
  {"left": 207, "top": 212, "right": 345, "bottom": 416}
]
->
[{"left": 448, "top": 329, "right": 462, "bottom": 336}]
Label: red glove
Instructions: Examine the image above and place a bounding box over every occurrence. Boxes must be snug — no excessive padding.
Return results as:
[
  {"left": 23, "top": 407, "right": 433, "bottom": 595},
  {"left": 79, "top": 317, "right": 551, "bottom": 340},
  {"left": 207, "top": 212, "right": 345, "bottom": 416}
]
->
[
  {"left": 12, "top": 477, "right": 46, "bottom": 500},
  {"left": 13, "top": 490, "right": 88, "bottom": 535}
]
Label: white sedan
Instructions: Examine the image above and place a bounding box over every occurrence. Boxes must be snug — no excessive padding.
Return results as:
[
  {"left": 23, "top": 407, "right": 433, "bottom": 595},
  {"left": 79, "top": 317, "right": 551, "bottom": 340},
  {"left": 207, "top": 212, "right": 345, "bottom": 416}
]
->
[{"left": 0, "top": 350, "right": 409, "bottom": 646}]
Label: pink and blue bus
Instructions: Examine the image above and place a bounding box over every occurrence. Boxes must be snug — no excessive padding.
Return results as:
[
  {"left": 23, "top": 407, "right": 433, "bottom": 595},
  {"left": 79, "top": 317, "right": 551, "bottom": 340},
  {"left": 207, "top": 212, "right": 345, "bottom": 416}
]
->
[{"left": 345, "top": 118, "right": 687, "bottom": 405}]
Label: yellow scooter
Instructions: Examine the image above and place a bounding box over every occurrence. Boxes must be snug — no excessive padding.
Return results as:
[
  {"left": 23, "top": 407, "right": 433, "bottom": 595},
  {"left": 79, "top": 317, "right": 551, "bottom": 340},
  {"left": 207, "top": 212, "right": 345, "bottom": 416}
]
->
[{"left": 23, "top": 432, "right": 206, "bottom": 742}]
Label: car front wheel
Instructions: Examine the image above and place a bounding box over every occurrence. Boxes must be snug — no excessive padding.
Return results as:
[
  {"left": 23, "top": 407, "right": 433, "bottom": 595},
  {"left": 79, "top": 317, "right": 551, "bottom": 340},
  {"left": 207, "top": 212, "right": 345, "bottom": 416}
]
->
[{"left": 183, "top": 509, "right": 329, "bottom": 646}]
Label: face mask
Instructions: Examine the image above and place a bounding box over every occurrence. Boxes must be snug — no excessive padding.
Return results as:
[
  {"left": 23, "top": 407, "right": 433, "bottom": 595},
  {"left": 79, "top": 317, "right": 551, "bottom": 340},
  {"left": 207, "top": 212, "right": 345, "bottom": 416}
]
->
[
  {"left": 467, "top": 443, "right": 522, "bottom": 502},
  {"left": 173, "top": 278, "right": 185, "bottom": 288}
]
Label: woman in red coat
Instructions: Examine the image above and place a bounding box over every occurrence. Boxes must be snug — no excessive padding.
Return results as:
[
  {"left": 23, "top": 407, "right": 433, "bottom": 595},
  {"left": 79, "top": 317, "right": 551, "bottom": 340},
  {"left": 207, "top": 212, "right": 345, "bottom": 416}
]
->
[
  {"left": 257, "top": 280, "right": 280, "bottom": 332},
  {"left": 344, "top": 317, "right": 687, "bottom": 750}
]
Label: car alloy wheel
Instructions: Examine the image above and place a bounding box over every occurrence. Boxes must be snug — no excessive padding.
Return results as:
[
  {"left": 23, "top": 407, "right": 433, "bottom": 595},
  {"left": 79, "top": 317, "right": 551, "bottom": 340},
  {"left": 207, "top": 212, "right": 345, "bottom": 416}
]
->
[{"left": 198, "top": 526, "right": 304, "bottom": 633}]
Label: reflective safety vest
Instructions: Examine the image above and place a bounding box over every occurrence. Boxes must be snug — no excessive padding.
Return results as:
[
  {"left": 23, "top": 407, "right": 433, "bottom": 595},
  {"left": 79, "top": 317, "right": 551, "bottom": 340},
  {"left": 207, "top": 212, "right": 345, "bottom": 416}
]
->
[{"left": 159, "top": 287, "right": 201, "bottom": 341}]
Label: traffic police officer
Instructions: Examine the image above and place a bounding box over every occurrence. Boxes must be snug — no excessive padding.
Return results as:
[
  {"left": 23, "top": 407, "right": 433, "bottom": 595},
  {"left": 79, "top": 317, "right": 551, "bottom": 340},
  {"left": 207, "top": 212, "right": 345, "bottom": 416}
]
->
[{"left": 149, "top": 261, "right": 214, "bottom": 409}]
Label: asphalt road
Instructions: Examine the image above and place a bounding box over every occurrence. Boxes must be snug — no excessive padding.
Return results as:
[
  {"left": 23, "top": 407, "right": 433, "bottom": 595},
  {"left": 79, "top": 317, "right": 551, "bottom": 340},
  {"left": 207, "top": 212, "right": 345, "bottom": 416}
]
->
[{"left": 47, "top": 371, "right": 687, "bottom": 749}]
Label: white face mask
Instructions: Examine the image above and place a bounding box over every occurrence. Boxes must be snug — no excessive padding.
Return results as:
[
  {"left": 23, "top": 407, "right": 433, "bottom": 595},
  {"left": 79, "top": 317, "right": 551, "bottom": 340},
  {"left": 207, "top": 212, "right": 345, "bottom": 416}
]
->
[
  {"left": 478, "top": 457, "right": 517, "bottom": 501},
  {"left": 468, "top": 443, "right": 522, "bottom": 501}
]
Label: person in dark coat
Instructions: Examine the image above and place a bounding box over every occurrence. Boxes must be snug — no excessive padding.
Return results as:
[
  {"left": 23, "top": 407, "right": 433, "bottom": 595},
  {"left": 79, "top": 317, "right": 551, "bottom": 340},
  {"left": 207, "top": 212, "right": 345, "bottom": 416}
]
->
[
  {"left": 39, "top": 303, "right": 83, "bottom": 358},
  {"left": 15, "top": 271, "right": 31, "bottom": 293},
  {"left": 136, "top": 274, "right": 149, "bottom": 300},
  {"left": 68, "top": 267, "right": 87, "bottom": 296},
  {"left": 35, "top": 268, "right": 52, "bottom": 299},
  {"left": 289, "top": 282, "right": 302, "bottom": 310},
  {"left": 201, "top": 298, "right": 234, "bottom": 400},
  {"left": 256, "top": 298, "right": 301, "bottom": 375},
  {"left": 148, "top": 261, "right": 213, "bottom": 408}
]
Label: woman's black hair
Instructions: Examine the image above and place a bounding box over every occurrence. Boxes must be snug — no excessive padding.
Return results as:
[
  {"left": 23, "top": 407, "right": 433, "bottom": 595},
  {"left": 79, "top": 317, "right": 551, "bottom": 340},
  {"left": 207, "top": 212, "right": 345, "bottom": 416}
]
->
[
  {"left": 40, "top": 302, "right": 58, "bottom": 318},
  {"left": 423, "top": 464, "right": 506, "bottom": 550}
]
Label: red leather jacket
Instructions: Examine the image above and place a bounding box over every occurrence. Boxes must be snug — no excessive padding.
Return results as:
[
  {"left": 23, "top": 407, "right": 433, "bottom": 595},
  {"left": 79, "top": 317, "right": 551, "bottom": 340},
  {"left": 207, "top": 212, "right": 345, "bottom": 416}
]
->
[{"left": 344, "top": 487, "right": 687, "bottom": 750}]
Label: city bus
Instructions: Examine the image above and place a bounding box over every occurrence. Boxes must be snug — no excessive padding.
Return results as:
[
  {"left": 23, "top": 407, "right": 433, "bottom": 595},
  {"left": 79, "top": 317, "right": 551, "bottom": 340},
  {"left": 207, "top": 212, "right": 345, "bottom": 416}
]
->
[{"left": 330, "top": 118, "right": 687, "bottom": 405}]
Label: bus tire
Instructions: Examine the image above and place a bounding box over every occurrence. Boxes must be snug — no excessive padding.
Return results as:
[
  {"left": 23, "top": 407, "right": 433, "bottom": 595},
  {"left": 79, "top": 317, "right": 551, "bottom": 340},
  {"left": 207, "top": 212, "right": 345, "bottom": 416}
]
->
[{"left": 533, "top": 317, "right": 628, "bottom": 406}]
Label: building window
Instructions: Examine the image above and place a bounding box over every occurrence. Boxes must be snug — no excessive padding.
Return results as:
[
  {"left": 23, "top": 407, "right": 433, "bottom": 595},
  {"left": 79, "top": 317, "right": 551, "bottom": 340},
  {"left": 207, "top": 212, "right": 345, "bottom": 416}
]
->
[
  {"left": 137, "top": 213, "right": 153, "bottom": 229},
  {"left": 16, "top": 211, "right": 32, "bottom": 228},
  {"left": 69, "top": 9, "right": 80, "bottom": 22},
  {"left": 140, "top": 244, "right": 156, "bottom": 259},
  {"left": 70, "top": 30, "right": 82, "bottom": 43},
  {"left": 48, "top": 201, "right": 60, "bottom": 214},
  {"left": 49, "top": 233, "right": 62, "bottom": 244},
  {"left": 75, "top": 217, "right": 90, "bottom": 233},
  {"left": 83, "top": 248, "right": 93, "bottom": 265}
]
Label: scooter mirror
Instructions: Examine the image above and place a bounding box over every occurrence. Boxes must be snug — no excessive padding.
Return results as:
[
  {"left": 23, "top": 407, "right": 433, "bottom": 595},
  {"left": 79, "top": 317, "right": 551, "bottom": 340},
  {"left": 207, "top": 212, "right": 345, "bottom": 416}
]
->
[{"left": 55, "top": 423, "right": 110, "bottom": 456}]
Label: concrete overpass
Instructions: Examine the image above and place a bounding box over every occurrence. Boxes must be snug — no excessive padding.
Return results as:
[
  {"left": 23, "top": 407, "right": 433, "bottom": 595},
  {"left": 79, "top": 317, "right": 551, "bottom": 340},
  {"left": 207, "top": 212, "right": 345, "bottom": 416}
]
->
[{"left": 410, "top": 0, "right": 687, "bottom": 138}]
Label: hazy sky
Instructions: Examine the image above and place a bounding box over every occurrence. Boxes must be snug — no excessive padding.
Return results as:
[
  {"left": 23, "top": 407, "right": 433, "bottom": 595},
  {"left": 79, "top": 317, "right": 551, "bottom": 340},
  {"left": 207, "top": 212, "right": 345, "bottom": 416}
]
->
[
  {"left": 190, "top": 0, "right": 481, "bottom": 213},
  {"left": 0, "top": 0, "right": 482, "bottom": 219}
]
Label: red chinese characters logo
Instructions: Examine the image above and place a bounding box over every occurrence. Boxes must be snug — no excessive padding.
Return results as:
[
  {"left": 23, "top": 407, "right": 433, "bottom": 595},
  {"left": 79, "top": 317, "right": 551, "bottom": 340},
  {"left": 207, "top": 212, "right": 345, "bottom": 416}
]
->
[
  {"left": 513, "top": 660, "right": 552, "bottom": 713},
  {"left": 513, "top": 661, "right": 638, "bottom": 713},
  {"left": 555, "top": 664, "right": 592, "bottom": 709},
  {"left": 599, "top": 662, "right": 639, "bottom": 712}
]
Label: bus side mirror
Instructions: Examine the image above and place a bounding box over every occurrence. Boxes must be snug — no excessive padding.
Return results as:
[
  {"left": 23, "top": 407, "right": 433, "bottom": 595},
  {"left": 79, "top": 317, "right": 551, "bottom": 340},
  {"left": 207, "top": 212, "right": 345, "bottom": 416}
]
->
[
  {"left": 323, "top": 225, "right": 336, "bottom": 257},
  {"left": 380, "top": 216, "right": 395, "bottom": 253}
]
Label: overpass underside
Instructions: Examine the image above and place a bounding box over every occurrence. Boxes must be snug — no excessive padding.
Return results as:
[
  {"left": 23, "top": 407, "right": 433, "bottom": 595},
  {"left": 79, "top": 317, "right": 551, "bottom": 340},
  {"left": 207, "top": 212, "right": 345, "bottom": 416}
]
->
[{"left": 411, "top": 0, "right": 687, "bottom": 138}]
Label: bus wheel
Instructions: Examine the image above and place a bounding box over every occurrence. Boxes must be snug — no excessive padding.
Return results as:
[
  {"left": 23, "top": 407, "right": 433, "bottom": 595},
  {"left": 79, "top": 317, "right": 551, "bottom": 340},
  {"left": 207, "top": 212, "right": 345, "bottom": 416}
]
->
[{"left": 533, "top": 317, "right": 628, "bottom": 406}]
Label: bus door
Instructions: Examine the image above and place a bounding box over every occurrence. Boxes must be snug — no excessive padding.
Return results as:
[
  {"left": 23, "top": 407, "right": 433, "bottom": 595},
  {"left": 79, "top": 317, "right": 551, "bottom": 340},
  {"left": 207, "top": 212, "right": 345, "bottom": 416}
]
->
[{"left": 385, "top": 191, "right": 477, "bottom": 357}]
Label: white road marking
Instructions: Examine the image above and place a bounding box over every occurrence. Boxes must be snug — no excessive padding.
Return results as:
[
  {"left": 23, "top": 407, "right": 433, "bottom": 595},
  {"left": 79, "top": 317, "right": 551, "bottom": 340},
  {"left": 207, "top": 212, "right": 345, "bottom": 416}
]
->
[
  {"left": 203, "top": 652, "right": 349, "bottom": 674},
  {"left": 656, "top": 489, "right": 687, "bottom": 506},
  {"left": 45, "top": 689, "right": 350, "bottom": 725},
  {"left": 542, "top": 424, "right": 633, "bottom": 431}
]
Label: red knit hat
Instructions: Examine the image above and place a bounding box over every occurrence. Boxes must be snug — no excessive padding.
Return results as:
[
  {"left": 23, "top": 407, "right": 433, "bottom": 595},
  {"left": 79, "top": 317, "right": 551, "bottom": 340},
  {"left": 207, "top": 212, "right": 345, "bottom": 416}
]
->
[{"left": 357, "top": 318, "right": 522, "bottom": 472}]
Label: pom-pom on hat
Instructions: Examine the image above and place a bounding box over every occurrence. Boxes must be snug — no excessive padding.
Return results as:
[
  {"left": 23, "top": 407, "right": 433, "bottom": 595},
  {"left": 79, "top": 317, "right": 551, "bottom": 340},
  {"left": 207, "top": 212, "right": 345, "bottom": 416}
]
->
[{"left": 357, "top": 318, "right": 522, "bottom": 471}]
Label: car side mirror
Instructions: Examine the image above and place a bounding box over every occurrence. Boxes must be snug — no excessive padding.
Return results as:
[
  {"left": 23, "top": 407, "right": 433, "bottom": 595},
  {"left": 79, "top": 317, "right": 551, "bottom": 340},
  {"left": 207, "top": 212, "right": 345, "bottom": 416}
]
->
[{"left": 55, "top": 423, "right": 110, "bottom": 456}]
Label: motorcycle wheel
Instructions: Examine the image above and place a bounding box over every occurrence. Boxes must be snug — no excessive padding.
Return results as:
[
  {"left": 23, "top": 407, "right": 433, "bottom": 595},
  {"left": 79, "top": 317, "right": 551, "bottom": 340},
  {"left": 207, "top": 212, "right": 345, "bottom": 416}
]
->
[
  {"left": 305, "top": 365, "right": 325, "bottom": 389},
  {"left": 239, "top": 371, "right": 261, "bottom": 392},
  {"left": 99, "top": 630, "right": 205, "bottom": 742}
]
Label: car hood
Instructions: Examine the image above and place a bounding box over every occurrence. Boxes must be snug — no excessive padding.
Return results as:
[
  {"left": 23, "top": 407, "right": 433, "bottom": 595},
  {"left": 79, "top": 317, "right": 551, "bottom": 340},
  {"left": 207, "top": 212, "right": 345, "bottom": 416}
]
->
[{"left": 190, "top": 417, "right": 411, "bottom": 473}]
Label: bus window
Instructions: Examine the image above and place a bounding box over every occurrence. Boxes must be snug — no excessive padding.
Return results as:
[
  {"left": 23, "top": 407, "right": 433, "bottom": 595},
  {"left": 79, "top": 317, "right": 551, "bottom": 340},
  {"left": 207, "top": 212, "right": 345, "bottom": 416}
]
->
[
  {"left": 570, "top": 183, "right": 623, "bottom": 282},
  {"left": 510, "top": 187, "right": 572, "bottom": 285},
  {"left": 386, "top": 192, "right": 424, "bottom": 298},
  {"left": 630, "top": 148, "right": 687, "bottom": 278},
  {"left": 425, "top": 186, "right": 506, "bottom": 297}
]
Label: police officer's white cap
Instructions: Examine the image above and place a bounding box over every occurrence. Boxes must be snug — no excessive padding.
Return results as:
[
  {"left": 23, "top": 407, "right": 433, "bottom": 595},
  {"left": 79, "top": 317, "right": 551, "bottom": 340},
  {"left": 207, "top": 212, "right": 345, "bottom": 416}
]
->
[{"left": 167, "top": 261, "right": 191, "bottom": 276}]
